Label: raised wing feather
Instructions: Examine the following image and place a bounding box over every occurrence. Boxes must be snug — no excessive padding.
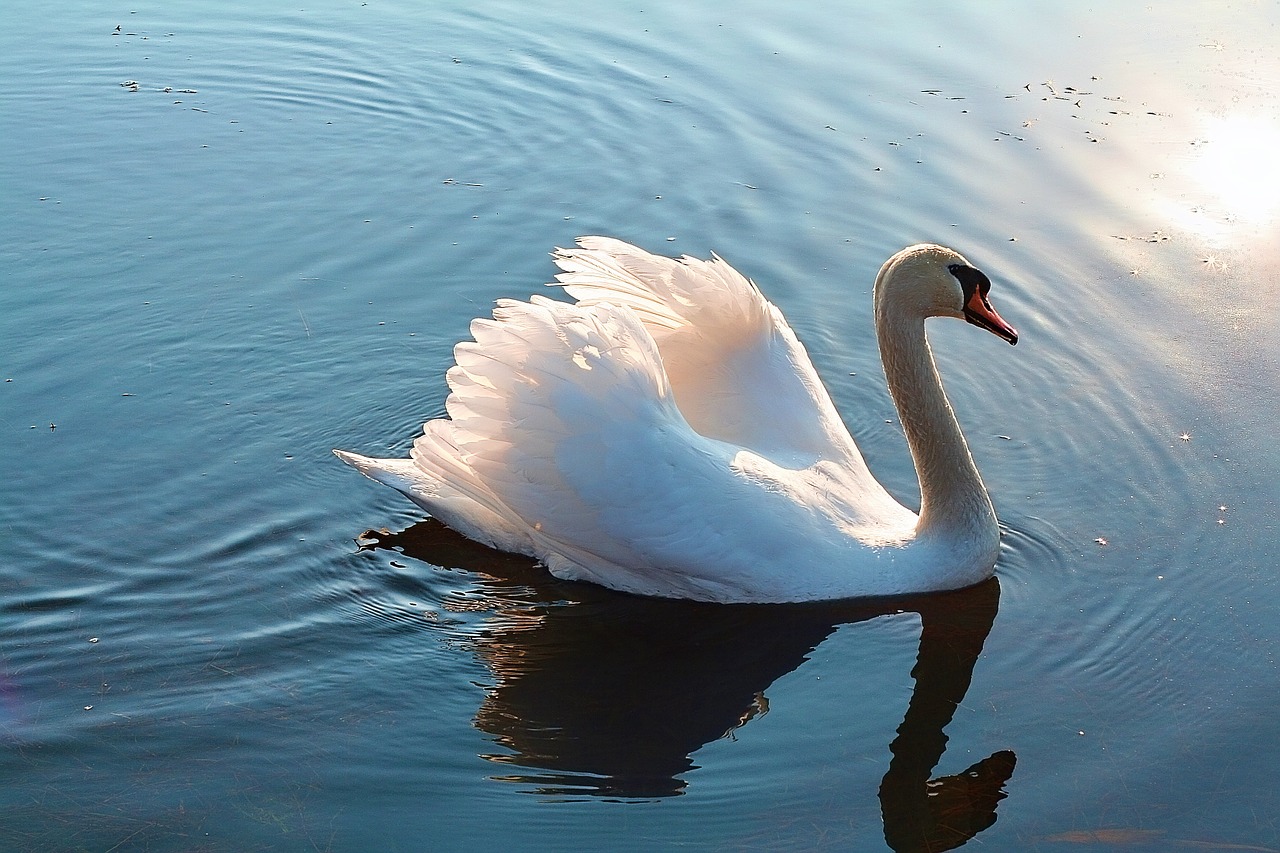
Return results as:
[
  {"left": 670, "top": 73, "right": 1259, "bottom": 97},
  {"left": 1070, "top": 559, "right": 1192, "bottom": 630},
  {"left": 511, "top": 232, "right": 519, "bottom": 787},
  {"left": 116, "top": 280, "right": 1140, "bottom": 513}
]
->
[
  {"left": 552, "top": 237, "right": 869, "bottom": 468},
  {"left": 403, "top": 295, "right": 909, "bottom": 601}
]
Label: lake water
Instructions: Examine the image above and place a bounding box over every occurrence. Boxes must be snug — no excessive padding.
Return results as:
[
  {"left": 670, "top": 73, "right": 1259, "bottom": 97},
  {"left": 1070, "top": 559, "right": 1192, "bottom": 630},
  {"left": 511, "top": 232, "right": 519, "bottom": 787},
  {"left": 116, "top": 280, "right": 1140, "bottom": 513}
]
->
[{"left": 3, "top": 1, "right": 1278, "bottom": 850}]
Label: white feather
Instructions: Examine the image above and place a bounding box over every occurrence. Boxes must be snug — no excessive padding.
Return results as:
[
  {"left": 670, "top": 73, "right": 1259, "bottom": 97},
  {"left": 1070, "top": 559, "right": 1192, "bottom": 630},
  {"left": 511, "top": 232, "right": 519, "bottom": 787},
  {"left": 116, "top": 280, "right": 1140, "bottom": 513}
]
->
[{"left": 336, "top": 238, "right": 1015, "bottom": 602}]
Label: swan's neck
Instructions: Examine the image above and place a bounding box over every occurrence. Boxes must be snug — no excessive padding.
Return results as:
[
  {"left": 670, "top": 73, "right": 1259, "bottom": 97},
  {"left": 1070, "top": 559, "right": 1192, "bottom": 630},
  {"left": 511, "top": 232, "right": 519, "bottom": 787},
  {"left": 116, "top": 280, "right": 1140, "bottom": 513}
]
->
[{"left": 875, "top": 304, "right": 996, "bottom": 541}]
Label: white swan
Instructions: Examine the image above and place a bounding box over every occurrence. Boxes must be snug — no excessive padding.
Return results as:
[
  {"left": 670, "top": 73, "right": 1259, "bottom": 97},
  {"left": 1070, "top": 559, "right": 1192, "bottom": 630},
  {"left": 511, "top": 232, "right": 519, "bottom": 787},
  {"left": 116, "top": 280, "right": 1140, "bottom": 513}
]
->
[{"left": 335, "top": 238, "right": 1018, "bottom": 603}]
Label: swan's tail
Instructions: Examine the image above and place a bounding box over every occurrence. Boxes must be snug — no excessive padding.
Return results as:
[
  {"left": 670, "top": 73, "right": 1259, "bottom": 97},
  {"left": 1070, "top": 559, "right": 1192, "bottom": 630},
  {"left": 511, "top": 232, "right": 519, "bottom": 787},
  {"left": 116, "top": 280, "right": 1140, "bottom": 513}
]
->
[
  {"left": 333, "top": 449, "right": 414, "bottom": 490},
  {"left": 332, "top": 448, "right": 536, "bottom": 554}
]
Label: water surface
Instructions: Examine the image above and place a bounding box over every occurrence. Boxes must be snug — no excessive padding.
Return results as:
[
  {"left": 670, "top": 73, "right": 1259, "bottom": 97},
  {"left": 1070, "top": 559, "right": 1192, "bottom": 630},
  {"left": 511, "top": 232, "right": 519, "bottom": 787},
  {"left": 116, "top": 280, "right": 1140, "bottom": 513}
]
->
[{"left": 2, "top": 1, "right": 1278, "bottom": 850}]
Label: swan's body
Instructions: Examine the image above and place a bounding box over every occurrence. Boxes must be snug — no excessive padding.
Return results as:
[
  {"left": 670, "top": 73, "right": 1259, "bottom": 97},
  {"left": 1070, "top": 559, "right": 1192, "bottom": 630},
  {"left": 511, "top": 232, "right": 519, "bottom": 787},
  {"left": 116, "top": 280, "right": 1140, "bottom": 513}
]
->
[{"left": 336, "top": 238, "right": 1018, "bottom": 603}]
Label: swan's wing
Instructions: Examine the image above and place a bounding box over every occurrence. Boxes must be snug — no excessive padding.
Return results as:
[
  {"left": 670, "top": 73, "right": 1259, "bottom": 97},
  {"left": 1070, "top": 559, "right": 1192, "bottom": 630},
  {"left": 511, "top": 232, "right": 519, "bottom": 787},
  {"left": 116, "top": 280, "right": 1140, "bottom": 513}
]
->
[
  {"left": 552, "top": 237, "right": 868, "bottom": 468},
  {"left": 398, "top": 295, "right": 906, "bottom": 602}
]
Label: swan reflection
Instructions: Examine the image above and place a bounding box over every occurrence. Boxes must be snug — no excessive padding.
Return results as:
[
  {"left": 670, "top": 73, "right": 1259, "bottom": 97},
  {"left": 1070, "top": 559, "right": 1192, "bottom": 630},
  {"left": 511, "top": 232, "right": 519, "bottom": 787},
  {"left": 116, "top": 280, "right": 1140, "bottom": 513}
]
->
[{"left": 361, "top": 520, "right": 1015, "bottom": 850}]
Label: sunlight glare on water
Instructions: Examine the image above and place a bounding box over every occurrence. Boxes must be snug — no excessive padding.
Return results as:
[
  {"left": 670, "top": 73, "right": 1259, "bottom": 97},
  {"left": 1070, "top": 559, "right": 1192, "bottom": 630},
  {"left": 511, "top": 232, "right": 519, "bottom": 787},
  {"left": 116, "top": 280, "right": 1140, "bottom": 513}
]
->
[{"left": 1188, "top": 113, "right": 1280, "bottom": 231}]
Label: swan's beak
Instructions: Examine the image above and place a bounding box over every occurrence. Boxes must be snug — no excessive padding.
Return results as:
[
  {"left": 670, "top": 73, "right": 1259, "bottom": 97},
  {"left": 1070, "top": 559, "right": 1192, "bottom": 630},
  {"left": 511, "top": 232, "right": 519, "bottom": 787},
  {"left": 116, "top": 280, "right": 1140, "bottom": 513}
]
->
[{"left": 963, "top": 291, "right": 1019, "bottom": 345}]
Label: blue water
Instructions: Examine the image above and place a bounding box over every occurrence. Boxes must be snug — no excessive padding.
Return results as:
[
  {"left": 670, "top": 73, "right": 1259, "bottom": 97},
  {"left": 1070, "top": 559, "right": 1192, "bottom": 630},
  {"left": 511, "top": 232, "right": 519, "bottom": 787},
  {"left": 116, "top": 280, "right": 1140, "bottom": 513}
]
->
[{"left": 3, "top": 1, "right": 1278, "bottom": 850}]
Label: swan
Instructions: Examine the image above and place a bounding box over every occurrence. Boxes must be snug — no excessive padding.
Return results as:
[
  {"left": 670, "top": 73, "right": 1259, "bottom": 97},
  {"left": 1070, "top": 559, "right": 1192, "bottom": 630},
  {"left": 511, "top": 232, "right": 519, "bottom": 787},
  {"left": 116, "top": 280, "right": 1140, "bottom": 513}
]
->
[{"left": 335, "top": 238, "right": 1018, "bottom": 603}]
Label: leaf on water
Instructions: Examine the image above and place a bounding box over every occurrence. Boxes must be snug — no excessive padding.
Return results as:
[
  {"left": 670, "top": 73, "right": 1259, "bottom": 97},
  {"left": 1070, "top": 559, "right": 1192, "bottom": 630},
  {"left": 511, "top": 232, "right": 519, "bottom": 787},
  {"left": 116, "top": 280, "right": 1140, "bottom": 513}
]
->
[
  {"left": 1176, "top": 841, "right": 1280, "bottom": 852},
  {"left": 1041, "top": 829, "right": 1165, "bottom": 844},
  {"left": 1036, "top": 830, "right": 1278, "bottom": 851}
]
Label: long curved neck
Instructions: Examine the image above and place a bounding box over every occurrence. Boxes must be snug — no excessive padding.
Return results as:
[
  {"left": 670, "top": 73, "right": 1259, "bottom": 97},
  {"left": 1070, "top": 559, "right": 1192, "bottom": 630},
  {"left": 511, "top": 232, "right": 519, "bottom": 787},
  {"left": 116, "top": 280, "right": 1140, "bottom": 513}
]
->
[{"left": 875, "top": 301, "right": 995, "bottom": 540}]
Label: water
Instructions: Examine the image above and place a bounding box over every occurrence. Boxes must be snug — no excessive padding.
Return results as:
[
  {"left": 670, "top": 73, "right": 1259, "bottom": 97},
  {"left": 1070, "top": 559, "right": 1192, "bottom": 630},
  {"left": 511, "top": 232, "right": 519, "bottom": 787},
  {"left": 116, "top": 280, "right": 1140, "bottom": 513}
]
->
[{"left": 2, "top": 1, "right": 1277, "bottom": 850}]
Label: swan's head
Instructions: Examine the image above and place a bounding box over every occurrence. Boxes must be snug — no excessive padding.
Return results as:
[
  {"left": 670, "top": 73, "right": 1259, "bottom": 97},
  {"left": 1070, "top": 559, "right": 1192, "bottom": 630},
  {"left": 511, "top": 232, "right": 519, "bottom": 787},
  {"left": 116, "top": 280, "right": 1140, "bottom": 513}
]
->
[{"left": 875, "top": 244, "right": 1019, "bottom": 345}]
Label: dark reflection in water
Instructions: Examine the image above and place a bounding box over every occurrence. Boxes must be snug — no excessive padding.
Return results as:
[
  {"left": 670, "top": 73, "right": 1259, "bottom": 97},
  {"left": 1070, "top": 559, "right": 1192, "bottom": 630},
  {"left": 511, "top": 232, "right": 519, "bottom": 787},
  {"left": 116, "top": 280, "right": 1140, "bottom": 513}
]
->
[
  {"left": 362, "top": 521, "right": 1014, "bottom": 851},
  {"left": 877, "top": 587, "right": 1016, "bottom": 853}
]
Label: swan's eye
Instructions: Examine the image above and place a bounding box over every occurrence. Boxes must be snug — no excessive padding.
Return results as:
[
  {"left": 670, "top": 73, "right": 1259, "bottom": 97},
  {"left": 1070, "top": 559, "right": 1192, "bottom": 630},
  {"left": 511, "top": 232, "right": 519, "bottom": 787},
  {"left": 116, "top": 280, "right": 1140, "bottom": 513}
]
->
[{"left": 948, "top": 264, "right": 992, "bottom": 300}]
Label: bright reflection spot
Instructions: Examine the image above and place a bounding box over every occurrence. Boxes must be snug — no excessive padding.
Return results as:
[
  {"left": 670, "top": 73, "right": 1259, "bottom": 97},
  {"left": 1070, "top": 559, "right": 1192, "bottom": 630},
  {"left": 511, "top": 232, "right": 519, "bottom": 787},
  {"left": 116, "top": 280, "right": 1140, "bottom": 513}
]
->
[{"left": 1191, "top": 114, "right": 1280, "bottom": 225}]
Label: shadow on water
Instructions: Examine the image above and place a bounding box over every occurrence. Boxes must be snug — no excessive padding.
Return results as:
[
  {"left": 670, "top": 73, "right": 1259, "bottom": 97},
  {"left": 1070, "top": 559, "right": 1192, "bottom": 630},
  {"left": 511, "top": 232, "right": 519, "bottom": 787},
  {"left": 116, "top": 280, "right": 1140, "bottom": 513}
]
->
[{"left": 362, "top": 520, "right": 1016, "bottom": 851}]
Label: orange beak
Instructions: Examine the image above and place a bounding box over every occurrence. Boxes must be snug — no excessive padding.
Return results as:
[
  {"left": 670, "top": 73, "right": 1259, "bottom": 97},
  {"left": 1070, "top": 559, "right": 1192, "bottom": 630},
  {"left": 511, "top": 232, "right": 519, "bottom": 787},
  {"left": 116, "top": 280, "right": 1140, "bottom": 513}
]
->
[{"left": 963, "top": 289, "right": 1018, "bottom": 345}]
